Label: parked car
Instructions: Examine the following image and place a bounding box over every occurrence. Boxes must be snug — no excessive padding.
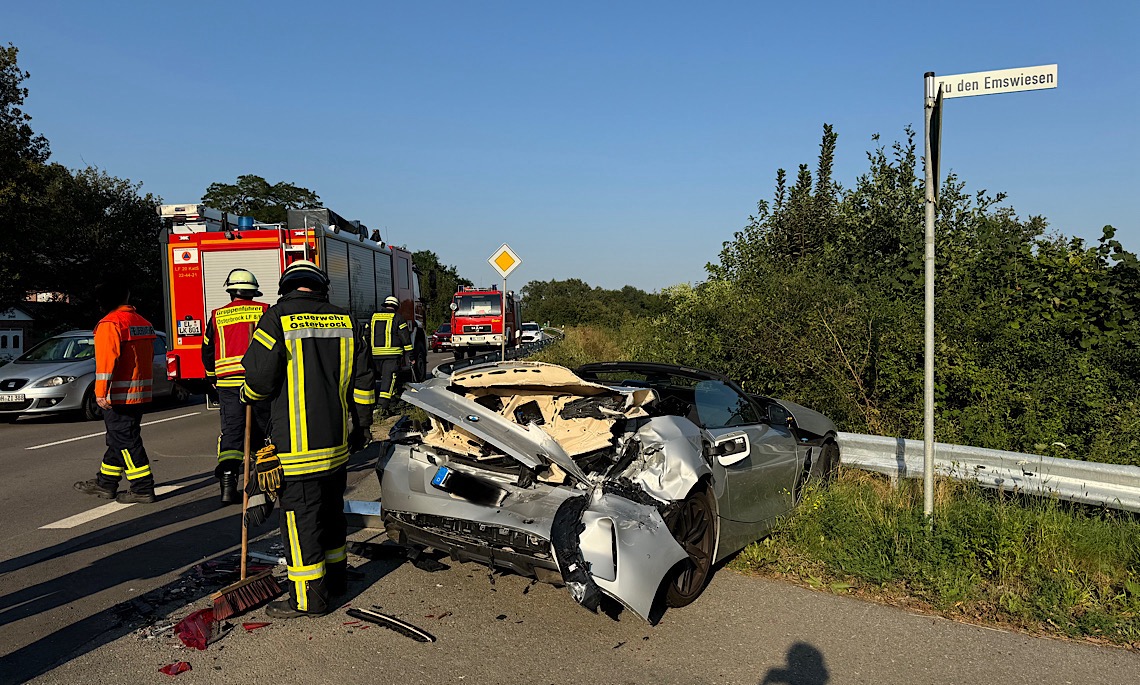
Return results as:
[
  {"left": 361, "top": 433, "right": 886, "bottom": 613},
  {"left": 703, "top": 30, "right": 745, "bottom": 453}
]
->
[
  {"left": 519, "top": 321, "right": 544, "bottom": 344},
  {"left": 0, "top": 330, "right": 188, "bottom": 421},
  {"left": 377, "top": 360, "right": 839, "bottom": 622},
  {"left": 430, "top": 323, "right": 453, "bottom": 352}
]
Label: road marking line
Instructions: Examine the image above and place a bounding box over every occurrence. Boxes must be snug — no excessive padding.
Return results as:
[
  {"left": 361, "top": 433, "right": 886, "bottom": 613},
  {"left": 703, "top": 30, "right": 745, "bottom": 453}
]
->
[
  {"left": 39, "top": 485, "right": 183, "bottom": 529},
  {"left": 25, "top": 412, "right": 201, "bottom": 450}
]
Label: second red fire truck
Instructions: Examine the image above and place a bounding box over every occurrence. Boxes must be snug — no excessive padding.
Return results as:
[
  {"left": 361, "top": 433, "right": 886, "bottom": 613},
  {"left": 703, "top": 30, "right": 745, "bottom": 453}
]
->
[{"left": 448, "top": 284, "right": 521, "bottom": 360}]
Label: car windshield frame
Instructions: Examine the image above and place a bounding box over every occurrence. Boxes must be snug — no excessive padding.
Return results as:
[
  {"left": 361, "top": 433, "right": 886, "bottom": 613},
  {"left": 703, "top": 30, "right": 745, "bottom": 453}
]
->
[
  {"left": 17, "top": 335, "right": 97, "bottom": 363},
  {"left": 521, "top": 323, "right": 540, "bottom": 331},
  {"left": 453, "top": 294, "right": 502, "bottom": 317}
]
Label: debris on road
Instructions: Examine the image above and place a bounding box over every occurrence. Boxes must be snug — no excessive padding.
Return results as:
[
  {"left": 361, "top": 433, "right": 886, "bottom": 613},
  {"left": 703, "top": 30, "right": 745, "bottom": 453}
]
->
[
  {"left": 175, "top": 609, "right": 231, "bottom": 650},
  {"left": 242, "top": 622, "right": 271, "bottom": 631},
  {"left": 158, "top": 661, "right": 192, "bottom": 677},
  {"left": 345, "top": 607, "right": 437, "bottom": 643}
]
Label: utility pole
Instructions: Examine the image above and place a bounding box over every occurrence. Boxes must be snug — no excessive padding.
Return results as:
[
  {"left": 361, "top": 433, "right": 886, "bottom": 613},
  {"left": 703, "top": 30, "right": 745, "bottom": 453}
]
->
[{"left": 922, "top": 72, "right": 938, "bottom": 520}]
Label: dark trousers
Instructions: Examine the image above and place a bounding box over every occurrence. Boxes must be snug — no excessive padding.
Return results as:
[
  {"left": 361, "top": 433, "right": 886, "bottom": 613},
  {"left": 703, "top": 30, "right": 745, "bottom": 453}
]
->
[
  {"left": 374, "top": 356, "right": 400, "bottom": 411},
  {"left": 215, "top": 386, "right": 269, "bottom": 478},
  {"left": 96, "top": 403, "right": 154, "bottom": 493},
  {"left": 278, "top": 468, "right": 348, "bottom": 614}
]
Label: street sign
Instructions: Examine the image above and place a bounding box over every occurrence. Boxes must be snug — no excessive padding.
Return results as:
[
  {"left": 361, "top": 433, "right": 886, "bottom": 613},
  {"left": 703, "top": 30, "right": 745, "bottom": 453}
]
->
[
  {"left": 488, "top": 243, "right": 521, "bottom": 279},
  {"left": 935, "top": 64, "right": 1057, "bottom": 99}
]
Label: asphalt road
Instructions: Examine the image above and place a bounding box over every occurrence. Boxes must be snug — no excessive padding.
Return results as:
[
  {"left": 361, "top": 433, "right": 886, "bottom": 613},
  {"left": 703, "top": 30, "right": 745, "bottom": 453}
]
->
[{"left": 2, "top": 350, "right": 1136, "bottom": 684}]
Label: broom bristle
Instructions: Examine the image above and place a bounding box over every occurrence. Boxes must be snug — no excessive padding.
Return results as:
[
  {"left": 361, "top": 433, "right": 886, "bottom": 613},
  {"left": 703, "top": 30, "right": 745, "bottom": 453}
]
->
[{"left": 211, "top": 570, "right": 283, "bottom": 620}]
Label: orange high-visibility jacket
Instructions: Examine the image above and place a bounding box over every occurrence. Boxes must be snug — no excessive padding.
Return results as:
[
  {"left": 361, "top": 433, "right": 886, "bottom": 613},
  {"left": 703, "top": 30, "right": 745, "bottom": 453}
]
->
[
  {"left": 202, "top": 299, "right": 269, "bottom": 388},
  {"left": 94, "top": 306, "right": 156, "bottom": 405}
]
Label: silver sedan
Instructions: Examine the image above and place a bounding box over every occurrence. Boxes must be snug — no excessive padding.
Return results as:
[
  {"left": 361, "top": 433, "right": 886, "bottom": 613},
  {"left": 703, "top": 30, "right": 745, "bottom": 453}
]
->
[{"left": 0, "top": 330, "right": 186, "bottom": 421}]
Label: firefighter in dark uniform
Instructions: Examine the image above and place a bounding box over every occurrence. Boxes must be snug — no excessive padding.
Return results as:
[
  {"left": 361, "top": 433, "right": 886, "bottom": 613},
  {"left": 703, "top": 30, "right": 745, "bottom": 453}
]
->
[
  {"left": 74, "top": 280, "right": 158, "bottom": 504},
  {"left": 370, "top": 295, "right": 412, "bottom": 415},
  {"left": 202, "top": 268, "right": 270, "bottom": 505},
  {"left": 240, "top": 260, "right": 375, "bottom": 618}
]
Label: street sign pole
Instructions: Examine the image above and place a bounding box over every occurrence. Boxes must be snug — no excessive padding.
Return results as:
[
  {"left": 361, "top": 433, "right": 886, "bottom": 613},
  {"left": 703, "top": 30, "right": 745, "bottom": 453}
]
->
[
  {"left": 923, "top": 72, "right": 938, "bottom": 520},
  {"left": 501, "top": 275, "right": 508, "bottom": 362},
  {"left": 919, "top": 63, "right": 1055, "bottom": 522}
]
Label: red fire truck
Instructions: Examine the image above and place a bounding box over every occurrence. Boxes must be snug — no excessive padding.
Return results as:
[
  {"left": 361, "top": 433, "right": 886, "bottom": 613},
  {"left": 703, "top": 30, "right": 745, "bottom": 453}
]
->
[
  {"left": 159, "top": 204, "right": 428, "bottom": 390},
  {"left": 448, "top": 285, "right": 521, "bottom": 360}
]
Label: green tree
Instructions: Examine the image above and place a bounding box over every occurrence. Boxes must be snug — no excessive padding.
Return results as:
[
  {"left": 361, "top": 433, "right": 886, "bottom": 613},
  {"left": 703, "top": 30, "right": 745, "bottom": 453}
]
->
[
  {"left": 412, "top": 250, "right": 472, "bottom": 331},
  {"left": 201, "top": 174, "right": 321, "bottom": 224},
  {"left": 0, "top": 43, "right": 51, "bottom": 306}
]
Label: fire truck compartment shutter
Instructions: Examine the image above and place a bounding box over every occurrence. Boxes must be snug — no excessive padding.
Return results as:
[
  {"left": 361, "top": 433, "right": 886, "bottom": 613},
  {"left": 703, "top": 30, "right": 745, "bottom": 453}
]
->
[
  {"left": 202, "top": 249, "right": 281, "bottom": 318},
  {"left": 349, "top": 244, "right": 376, "bottom": 315},
  {"left": 374, "top": 251, "right": 394, "bottom": 304},
  {"left": 325, "top": 239, "right": 350, "bottom": 310}
]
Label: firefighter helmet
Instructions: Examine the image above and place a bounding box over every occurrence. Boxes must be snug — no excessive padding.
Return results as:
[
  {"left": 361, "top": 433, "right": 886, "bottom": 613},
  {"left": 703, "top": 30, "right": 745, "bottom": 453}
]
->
[
  {"left": 223, "top": 269, "right": 262, "bottom": 296},
  {"left": 279, "top": 259, "right": 329, "bottom": 294},
  {"left": 383, "top": 296, "right": 400, "bottom": 308}
]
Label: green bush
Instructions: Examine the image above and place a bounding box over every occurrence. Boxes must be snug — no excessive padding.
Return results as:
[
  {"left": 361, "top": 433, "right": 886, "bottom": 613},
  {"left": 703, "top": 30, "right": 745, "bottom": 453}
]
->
[{"left": 733, "top": 471, "right": 1140, "bottom": 643}]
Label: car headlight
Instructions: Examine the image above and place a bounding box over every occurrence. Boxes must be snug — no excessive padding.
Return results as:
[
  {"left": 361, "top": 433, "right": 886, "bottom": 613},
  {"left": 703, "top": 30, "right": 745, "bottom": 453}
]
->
[{"left": 35, "top": 375, "right": 78, "bottom": 387}]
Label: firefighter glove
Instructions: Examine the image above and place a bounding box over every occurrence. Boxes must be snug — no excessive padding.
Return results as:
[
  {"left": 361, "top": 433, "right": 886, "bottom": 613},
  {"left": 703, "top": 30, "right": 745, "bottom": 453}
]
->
[
  {"left": 349, "top": 426, "right": 371, "bottom": 454},
  {"left": 255, "top": 444, "right": 282, "bottom": 499}
]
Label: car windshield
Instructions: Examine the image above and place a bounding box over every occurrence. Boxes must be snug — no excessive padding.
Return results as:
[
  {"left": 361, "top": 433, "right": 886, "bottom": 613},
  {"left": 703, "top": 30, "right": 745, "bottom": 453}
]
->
[
  {"left": 18, "top": 335, "right": 96, "bottom": 362},
  {"left": 436, "top": 324, "right": 451, "bottom": 334},
  {"left": 454, "top": 294, "right": 501, "bottom": 316},
  {"left": 521, "top": 323, "right": 539, "bottom": 331}
]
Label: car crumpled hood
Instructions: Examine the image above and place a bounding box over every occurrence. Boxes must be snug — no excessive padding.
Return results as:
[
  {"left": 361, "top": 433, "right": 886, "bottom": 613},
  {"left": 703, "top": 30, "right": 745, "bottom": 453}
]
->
[{"left": 401, "top": 381, "right": 591, "bottom": 484}]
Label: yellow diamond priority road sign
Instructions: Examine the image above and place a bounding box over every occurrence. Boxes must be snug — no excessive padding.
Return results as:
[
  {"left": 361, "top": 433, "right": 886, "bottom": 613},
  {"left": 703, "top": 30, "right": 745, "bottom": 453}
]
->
[{"left": 489, "top": 243, "right": 522, "bottom": 279}]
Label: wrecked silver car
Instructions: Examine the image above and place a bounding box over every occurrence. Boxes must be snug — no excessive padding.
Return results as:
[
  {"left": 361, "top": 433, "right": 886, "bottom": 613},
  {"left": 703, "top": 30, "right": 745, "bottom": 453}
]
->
[{"left": 376, "top": 361, "right": 839, "bottom": 622}]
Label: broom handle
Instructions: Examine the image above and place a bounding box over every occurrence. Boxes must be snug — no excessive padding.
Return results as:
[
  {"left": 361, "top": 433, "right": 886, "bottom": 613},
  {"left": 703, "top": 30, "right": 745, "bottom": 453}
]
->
[{"left": 240, "top": 403, "right": 252, "bottom": 580}]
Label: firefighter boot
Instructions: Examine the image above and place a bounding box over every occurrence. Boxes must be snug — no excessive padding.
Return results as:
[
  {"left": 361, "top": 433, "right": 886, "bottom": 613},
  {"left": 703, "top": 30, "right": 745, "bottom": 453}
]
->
[
  {"left": 74, "top": 479, "right": 117, "bottom": 499},
  {"left": 219, "top": 471, "right": 240, "bottom": 505},
  {"left": 327, "top": 561, "right": 348, "bottom": 597},
  {"left": 117, "top": 490, "right": 157, "bottom": 504}
]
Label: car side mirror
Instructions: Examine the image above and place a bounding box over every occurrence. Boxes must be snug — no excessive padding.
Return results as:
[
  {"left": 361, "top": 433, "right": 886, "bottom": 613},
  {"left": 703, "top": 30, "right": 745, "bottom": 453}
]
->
[
  {"left": 449, "top": 302, "right": 458, "bottom": 311},
  {"left": 712, "top": 432, "right": 750, "bottom": 467}
]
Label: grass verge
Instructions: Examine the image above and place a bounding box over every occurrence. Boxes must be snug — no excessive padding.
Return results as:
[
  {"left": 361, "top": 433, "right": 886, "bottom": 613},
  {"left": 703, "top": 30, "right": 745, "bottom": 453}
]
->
[{"left": 731, "top": 469, "right": 1140, "bottom": 647}]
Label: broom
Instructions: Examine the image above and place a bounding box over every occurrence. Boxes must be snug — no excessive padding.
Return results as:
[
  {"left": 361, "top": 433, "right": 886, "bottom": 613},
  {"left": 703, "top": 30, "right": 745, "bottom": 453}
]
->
[{"left": 211, "top": 404, "right": 282, "bottom": 620}]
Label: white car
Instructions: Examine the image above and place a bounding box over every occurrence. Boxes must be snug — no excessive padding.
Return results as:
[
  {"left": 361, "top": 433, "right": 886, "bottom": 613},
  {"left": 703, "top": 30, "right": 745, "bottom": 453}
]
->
[
  {"left": 0, "top": 330, "right": 188, "bottom": 421},
  {"left": 519, "top": 322, "right": 545, "bottom": 344}
]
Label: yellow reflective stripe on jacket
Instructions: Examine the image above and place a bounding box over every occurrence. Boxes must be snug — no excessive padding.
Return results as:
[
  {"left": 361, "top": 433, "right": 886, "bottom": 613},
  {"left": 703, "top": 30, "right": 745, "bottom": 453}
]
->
[
  {"left": 217, "top": 377, "right": 245, "bottom": 388},
  {"left": 277, "top": 444, "right": 350, "bottom": 477},
  {"left": 253, "top": 328, "right": 276, "bottom": 351},
  {"left": 241, "top": 382, "right": 270, "bottom": 401}
]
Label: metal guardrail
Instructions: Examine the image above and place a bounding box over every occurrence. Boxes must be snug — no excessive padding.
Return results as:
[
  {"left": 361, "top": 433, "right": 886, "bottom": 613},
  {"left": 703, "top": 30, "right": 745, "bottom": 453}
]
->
[
  {"left": 433, "top": 329, "right": 563, "bottom": 378},
  {"left": 838, "top": 432, "right": 1140, "bottom": 513}
]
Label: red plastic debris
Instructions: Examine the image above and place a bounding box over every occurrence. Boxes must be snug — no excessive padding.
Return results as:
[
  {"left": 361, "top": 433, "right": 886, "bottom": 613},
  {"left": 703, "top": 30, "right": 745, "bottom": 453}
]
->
[
  {"left": 174, "top": 609, "right": 217, "bottom": 650},
  {"left": 343, "top": 620, "right": 361, "bottom": 626},
  {"left": 159, "top": 661, "right": 192, "bottom": 677},
  {"left": 242, "top": 622, "right": 271, "bottom": 632}
]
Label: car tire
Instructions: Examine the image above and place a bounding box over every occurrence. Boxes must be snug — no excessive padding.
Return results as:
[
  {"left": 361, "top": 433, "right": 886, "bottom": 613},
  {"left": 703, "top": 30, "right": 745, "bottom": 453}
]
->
[
  {"left": 81, "top": 385, "right": 103, "bottom": 421},
  {"left": 793, "top": 440, "right": 839, "bottom": 504},
  {"left": 663, "top": 484, "right": 717, "bottom": 608}
]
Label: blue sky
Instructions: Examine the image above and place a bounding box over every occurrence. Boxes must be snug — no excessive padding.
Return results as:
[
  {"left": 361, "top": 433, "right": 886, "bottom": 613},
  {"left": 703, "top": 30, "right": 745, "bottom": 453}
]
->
[{"left": 9, "top": 1, "right": 1137, "bottom": 290}]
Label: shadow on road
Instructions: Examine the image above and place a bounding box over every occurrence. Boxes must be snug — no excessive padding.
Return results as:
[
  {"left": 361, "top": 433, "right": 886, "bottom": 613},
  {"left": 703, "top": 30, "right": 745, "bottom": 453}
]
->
[
  {"left": 0, "top": 449, "right": 394, "bottom": 685},
  {"left": 760, "top": 642, "right": 829, "bottom": 685}
]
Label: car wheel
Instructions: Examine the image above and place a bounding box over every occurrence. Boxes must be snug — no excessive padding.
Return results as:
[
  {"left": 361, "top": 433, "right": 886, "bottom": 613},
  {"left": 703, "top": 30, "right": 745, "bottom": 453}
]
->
[
  {"left": 663, "top": 484, "right": 717, "bottom": 608},
  {"left": 81, "top": 386, "right": 103, "bottom": 421},
  {"left": 793, "top": 440, "right": 839, "bottom": 504}
]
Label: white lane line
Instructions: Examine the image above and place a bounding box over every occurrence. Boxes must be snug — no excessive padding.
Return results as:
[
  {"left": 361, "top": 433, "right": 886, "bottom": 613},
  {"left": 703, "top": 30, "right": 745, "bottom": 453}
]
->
[
  {"left": 39, "top": 485, "right": 183, "bottom": 529},
  {"left": 25, "top": 412, "right": 201, "bottom": 450}
]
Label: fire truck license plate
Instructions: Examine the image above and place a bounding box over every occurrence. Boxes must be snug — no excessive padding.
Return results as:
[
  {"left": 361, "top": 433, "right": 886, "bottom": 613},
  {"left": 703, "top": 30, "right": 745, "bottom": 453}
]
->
[{"left": 177, "top": 320, "right": 202, "bottom": 336}]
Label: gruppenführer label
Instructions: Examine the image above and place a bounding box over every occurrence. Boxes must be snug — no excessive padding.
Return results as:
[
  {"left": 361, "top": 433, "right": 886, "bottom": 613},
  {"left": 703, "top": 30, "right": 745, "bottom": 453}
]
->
[{"left": 936, "top": 64, "right": 1057, "bottom": 99}]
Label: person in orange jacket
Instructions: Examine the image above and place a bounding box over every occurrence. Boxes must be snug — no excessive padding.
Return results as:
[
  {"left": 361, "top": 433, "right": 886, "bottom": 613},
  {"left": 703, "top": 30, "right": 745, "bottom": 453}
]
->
[{"left": 74, "top": 280, "right": 158, "bottom": 504}]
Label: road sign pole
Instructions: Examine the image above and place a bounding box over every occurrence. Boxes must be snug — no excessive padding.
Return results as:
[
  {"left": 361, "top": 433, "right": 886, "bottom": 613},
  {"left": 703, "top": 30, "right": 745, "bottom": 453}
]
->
[
  {"left": 923, "top": 72, "right": 937, "bottom": 520},
  {"left": 501, "top": 276, "right": 508, "bottom": 362}
]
